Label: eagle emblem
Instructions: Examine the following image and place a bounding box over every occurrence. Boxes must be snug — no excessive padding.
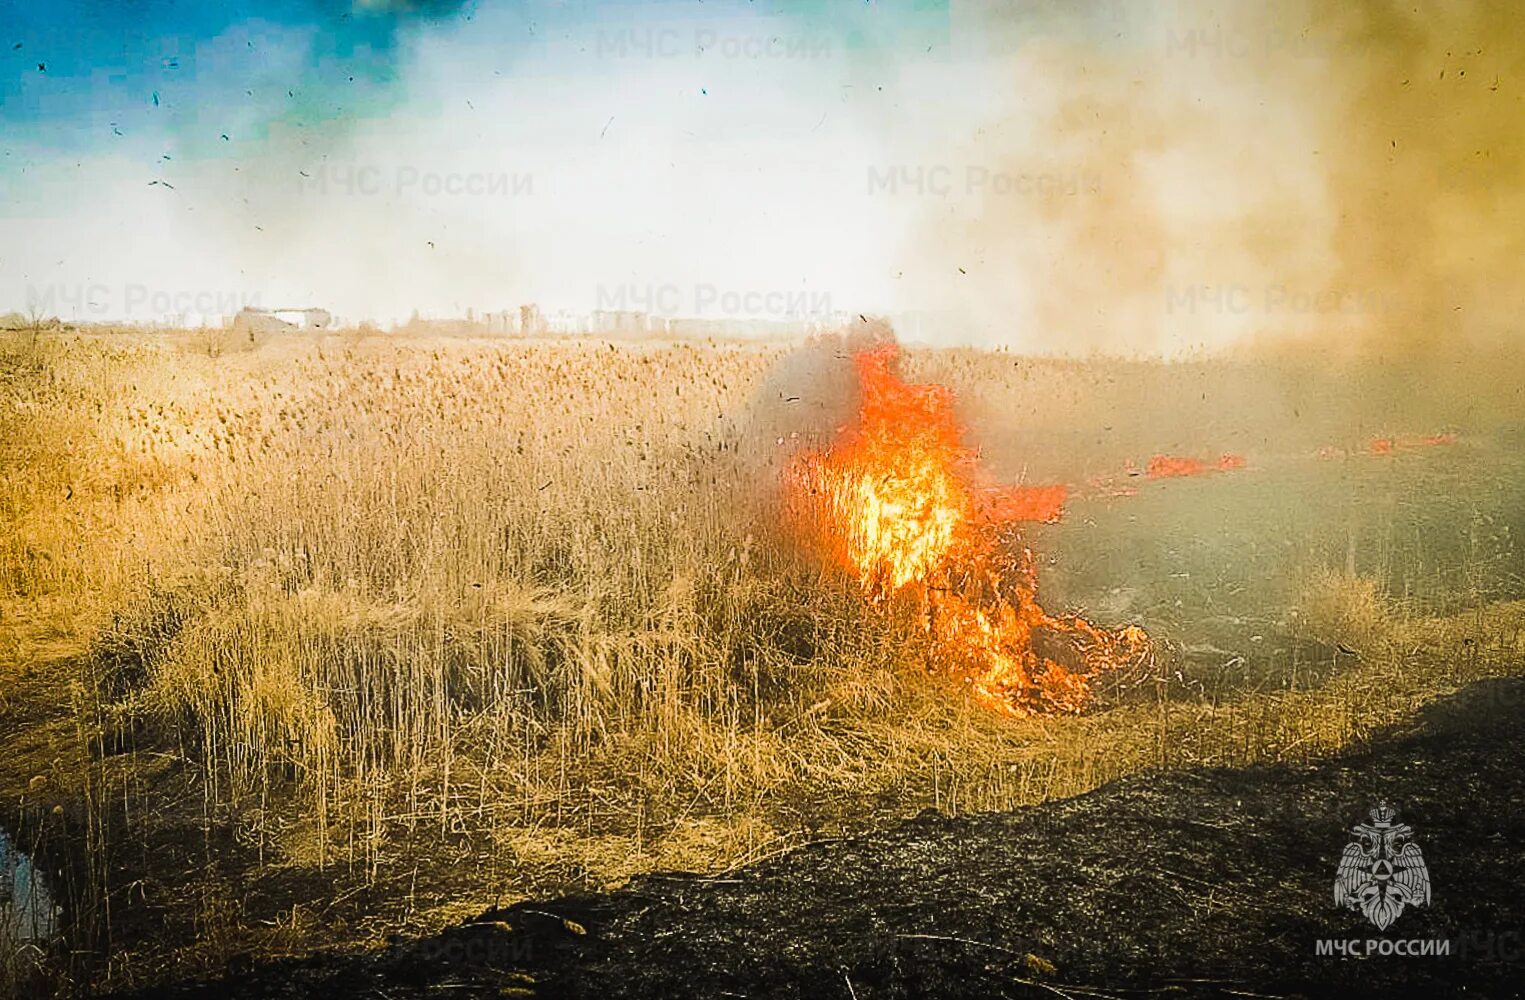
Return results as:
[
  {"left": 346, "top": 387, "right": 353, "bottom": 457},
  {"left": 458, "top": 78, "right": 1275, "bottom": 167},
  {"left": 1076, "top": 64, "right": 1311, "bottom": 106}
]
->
[{"left": 1334, "top": 801, "right": 1431, "bottom": 930}]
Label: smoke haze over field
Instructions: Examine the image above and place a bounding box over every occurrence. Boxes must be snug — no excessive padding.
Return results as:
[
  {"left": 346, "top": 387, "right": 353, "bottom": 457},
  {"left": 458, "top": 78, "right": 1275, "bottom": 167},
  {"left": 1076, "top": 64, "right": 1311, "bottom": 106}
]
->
[
  {"left": 1, "top": 1, "right": 1520, "bottom": 355},
  {"left": 1317, "top": 2, "right": 1525, "bottom": 356},
  {"left": 902, "top": 1, "right": 1525, "bottom": 355}
]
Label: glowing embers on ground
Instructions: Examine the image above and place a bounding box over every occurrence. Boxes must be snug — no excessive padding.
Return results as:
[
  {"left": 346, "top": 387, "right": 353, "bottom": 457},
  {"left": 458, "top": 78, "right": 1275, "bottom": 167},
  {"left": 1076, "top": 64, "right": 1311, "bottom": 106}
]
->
[
  {"left": 1318, "top": 434, "right": 1456, "bottom": 460},
  {"left": 1144, "top": 453, "right": 1246, "bottom": 478},
  {"left": 787, "top": 345, "right": 1149, "bottom": 715}
]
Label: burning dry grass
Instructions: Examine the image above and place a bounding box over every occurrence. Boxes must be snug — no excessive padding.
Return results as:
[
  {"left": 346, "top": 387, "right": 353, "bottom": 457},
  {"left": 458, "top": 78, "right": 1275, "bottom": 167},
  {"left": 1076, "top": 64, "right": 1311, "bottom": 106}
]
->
[
  {"left": 2, "top": 329, "right": 1524, "bottom": 987},
  {"left": 787, "top": 343, "right": 1150, "bottom": 715}
]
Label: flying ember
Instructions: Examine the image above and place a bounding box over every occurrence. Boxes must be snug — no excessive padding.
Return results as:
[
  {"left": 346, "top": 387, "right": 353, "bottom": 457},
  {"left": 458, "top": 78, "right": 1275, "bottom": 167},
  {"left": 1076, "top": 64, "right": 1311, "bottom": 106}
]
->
[{"left": 788, "top": 344, "right": 1149, "bottom": 715}]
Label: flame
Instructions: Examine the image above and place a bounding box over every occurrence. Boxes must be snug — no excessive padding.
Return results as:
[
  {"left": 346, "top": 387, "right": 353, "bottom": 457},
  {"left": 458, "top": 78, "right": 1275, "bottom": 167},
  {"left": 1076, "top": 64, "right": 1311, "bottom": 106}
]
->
[
  {"left": 1146, "top": 453, "right": 1245, "bottom": 478},
  {"left": 787, "top": 345, "right": 1148, "bottom": 715},
  {"left": 1146, "top": 454, "right": 1205, "bottom": 478},
  {"left": 1321, "top": 433, "right": 1453, "bottom": 460},
  {"left": 984, "top": 483, "right": 1069, "bottom": 525}
]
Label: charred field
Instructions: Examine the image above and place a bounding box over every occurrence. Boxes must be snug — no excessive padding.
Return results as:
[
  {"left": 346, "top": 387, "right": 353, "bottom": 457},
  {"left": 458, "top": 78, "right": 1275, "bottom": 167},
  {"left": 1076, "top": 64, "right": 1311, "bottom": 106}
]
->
[
  {"left": 3, "top": 329, "right": 1525, "bottom": 998},
  {"left": 111, "top": 676, "right": 1525, "bottom": 999}
]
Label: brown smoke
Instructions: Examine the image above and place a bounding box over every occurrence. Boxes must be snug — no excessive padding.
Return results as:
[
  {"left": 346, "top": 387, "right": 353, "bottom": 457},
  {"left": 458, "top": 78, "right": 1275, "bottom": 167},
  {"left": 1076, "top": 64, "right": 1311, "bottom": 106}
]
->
[
  {"left": 904, "top": 0, "right": 1523, "bottom": 357},
  {"left": 1316, "top": 1, "right": 1525, "bottom": 357}
]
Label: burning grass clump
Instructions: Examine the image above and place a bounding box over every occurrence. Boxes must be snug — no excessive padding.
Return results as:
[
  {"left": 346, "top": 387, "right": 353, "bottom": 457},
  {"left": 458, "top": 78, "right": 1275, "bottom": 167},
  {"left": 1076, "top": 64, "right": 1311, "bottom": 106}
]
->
[{"left": 786, "top": 343, "right": 1151, "bottom": 715}]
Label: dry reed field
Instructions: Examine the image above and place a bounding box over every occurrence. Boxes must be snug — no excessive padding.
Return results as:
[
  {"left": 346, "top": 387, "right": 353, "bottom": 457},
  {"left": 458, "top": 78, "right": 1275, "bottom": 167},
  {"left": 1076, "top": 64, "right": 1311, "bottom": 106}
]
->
[{"left": 2, "top": 329, "right": 1524, "bottom": 993}]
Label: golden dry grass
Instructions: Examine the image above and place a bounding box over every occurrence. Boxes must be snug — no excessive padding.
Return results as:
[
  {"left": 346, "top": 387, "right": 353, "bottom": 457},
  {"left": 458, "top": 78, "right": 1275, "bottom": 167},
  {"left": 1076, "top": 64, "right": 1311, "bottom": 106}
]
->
[
  {"left": 2, "top": 328, "right": 1523, "bottom": 985},
  {"left": 1290, "top": 568, "right": 1390, "bottom": 652}
]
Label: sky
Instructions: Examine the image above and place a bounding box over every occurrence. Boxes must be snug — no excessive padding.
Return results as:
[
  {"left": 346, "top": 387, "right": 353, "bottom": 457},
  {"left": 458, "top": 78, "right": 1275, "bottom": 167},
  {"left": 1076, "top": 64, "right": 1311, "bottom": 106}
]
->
[{"left": 1, "top": 1, "right": 1520, "bottom": 354}]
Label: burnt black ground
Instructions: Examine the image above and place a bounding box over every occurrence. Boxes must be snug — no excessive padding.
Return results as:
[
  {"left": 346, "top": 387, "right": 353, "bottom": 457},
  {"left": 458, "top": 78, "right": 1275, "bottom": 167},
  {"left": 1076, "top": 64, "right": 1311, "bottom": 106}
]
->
[{"left": 125, "top": 677, "right": 1525, "bottom": 1000}]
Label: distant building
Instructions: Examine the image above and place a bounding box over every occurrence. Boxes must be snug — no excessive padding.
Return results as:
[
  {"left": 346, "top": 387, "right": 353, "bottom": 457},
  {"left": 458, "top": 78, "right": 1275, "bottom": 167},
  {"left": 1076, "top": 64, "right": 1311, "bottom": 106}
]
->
[
  {"left": 233, "top": 307, "right": 332, "bottom": 340},
  {"left": 518, "top": 303, "right": 546, "bottom": 336},
  {"left": 485, "top": 309, "right": 516, "bottom": 334},
  {"left": 590, "top": 309, "right": 653, "bottom": 336}
]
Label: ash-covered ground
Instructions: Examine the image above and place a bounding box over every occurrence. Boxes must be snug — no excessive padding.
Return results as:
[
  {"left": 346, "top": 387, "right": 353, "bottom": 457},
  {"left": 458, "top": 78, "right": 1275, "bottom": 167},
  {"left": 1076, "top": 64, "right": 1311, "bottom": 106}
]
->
[{"left": 128, "top": 676, "right": 1525, "bottom": 1000}]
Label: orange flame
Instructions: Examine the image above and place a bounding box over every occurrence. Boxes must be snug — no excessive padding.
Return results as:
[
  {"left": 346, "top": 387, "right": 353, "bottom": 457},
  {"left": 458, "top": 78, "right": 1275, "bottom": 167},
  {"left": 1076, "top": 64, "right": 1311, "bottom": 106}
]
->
[
  {"left": 1146, "top": 454, "right": 1205, "bottom": 478},
  {"left": 1145, "top": 453, "right": 1246, "bottom": 478},
  {"left": 787, "top": 345, "right": 1148, "bottom": 715},
  {"left": 1322, "top": 434, "right": 1454, "bottom": 459},
  {"left": 984, "top": 483, "right": 1069, "bottom": 525}
]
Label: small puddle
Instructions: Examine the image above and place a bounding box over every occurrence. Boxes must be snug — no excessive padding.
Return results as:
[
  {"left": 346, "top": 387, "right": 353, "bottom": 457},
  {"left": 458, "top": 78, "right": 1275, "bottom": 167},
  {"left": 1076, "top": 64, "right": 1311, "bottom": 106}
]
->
[{"left": 0, "top": 826, "right": 59, "bottom": 946}]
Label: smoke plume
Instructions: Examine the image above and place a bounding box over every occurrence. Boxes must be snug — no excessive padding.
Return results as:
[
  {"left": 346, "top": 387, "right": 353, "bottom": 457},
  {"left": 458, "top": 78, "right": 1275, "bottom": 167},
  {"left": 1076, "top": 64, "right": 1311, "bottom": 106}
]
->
[{"left": 901, "top": 0, "right": 1522, "bottom": 357}]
